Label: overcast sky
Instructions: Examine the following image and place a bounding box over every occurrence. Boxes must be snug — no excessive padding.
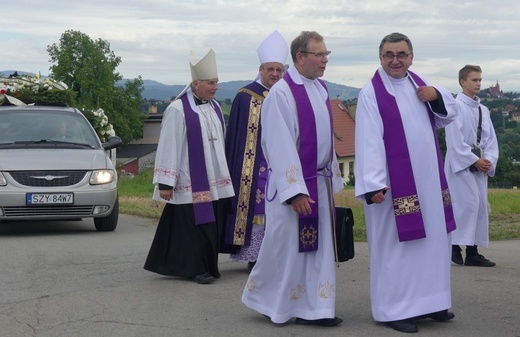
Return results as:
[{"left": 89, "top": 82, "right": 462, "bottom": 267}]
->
[{"left": 2, "top": 0, "right": 519, "bottom": 93}]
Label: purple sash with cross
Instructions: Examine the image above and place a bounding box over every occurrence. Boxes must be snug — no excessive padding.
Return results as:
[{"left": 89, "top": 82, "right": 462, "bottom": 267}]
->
[
  {"left": 371, "top": 70, "right": 456, "bottom": 241},
  {"left": 284, "top": 72, "right": 334, "bottom": 252},
  {"left": 180, "top": 91, "right": 225, "bottom": 225}
]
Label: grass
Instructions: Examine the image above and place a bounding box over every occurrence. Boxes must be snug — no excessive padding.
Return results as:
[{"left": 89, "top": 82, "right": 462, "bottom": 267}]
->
[
  {"left": 118, "top": 168, "right": 162, "bottom": 219},
  {"left": 333, "top": 188, "right": 520, "bottom": 241},
  {"left": 487, "top": 189, "right": 520, "bottom": 240},
  {"left": 118, "top": 168, "right": 520, "bottom": 241}
]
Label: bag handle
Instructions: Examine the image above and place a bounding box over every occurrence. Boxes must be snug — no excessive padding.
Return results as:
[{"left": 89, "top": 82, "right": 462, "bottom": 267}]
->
[{"left": 476, "top": 106, "right": 482, "bottom": 146}]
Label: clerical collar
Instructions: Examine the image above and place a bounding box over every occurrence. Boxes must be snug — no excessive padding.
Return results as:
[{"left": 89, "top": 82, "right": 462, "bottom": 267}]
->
[
  {"left": 256, "top": 78, "right": 270, "bottom": 90},
  {"left": 192, "top": 93, "right": 208, "bottom": 105}
]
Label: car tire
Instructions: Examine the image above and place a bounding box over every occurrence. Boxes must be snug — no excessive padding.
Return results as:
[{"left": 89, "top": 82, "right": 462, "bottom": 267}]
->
[{"left": 94, "top": 196, "right": 119, "bottom": 232}]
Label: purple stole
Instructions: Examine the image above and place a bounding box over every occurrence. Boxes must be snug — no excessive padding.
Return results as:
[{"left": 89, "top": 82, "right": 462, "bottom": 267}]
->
[
  {"left": 371, "top": 70, "right": 456, "bottom": 241},
  {"left": 284, "top": 72, "right": 334, "bottom": 252},
  {"left": 180, "top": 92, "right": 225, "bottom": 225}
]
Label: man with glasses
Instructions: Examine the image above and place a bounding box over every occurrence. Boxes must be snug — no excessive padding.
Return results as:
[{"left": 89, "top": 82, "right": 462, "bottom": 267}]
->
[
  {"left": 242, "top": 31, "right": 344, "bottom": 327},
  {"left": 354, "top": 32, "right": 458, "bottom": 333}
]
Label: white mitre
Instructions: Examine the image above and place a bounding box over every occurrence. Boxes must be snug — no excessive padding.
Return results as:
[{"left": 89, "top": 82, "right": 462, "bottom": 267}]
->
[
  {"left": 190, "top": 49, "right": 218, "bottom": 81},
  {"left": 257, "top": 30, "right": 288, "bottom": 65}
]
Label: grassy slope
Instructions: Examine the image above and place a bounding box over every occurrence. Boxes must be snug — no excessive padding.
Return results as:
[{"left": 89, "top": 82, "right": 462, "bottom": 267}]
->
[{"left": 119, "top": 169, "right": 520, "bottom": 241}]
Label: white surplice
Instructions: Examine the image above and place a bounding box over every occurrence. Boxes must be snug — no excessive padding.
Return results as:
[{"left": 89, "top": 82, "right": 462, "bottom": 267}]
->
[
  {"left": 241, "top": 66, "right": 343, "bottom": 324},
  {"left": 152, "top": 87, "right": 234, "bottom": 204},
  {"left": 354, "top": 67, "right": 458, "bottom": 322},
  {"left": 445, "top": 93, "right": 498, "bottom": 247}
]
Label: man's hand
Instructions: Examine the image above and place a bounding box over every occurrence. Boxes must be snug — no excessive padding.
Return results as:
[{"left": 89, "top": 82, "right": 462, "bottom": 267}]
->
[
  {"left": 474, "top": 158, "right": 492, "bottom": 173},
  {"left": 291, "top": 194, "right": 315, "bottom": 215},
  {"left": 416, "top": 86, "right": 438, "bottom": 102},
  {"left": 160, "top": 189, "right": 173, "bottom": 201},
  {"left": 370, "top": 186, "right": 391, "bottom": 204}
]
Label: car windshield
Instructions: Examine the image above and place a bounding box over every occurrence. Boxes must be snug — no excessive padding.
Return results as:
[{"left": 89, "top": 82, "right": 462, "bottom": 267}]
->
[{"left": 0, "top": 110, "right": 100, "bottom": 148}]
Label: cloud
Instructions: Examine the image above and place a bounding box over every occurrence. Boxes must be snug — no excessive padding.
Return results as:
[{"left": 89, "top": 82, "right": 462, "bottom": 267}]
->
[{"left": 2, "top": 0, "right": 520, "bottom": 92}]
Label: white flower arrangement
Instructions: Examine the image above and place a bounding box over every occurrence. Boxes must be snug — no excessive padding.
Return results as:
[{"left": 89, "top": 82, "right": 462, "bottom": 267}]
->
[
  {"left": 0, "top": 73, "right": 68, "bottom": 105},
  {"left": 1, "top": 72, "right": 113, "bottom": 142},
  {"left": 85, "top": 108, "right": 115, "bottom": 142}
]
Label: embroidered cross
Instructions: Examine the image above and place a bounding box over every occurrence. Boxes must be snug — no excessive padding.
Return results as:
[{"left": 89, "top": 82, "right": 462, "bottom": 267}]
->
[
  {"left": 235, "top": 228, "right": 245, "bottom": 238},
  {"left": 208, "top": 134, "right": 217, "bottom": 149},
  {"left": 393, "top": 195, "right": 420, "bottom": 216},
  {"left": 238, "top": 201, "right": 248, "bottom": 212},
  {"left": 300, "top": 226, "right": 317, "bottom": 248},
  {"left": 245, "top": 149, "right": 255, "bottom": 159},
  {"left": 241, "top": 175, "right": 251, "bottom": 186},
  {"left": 397, "top": 199, "right": 415, "bottom": 213},
  {"left": 248, "top": 123, "right": 257, "bottom": 133}
]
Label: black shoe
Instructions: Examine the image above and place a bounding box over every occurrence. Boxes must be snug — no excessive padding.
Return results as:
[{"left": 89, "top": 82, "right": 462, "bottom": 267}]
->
[
  {"left": 414, "top": 309, "right": 455, "bottom": 321},
  {"left": 451, "top": 245, "right": 463, "bottom": 265},
  {"left": 295, "top": 317, "right": 343, "bottom": 327},
  {"left": 464, "top": 254, "right": 496, "bottom": 267},
  {"left": 247, "top": 261, "right": 256, "bottom": 273},
  {"left": 385, "top": 319, "right": 418, "bottom": 333},
  {"left": 190, "top": 272, "right": 215, "bottom": 284}
]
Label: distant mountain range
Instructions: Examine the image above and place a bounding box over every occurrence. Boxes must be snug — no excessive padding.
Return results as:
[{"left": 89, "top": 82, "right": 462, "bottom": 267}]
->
[
  {"left": 1, "top": 70, "right": 360, "bottom": 101},
  {"left": 139, "top": 79, "right": 360, "bottom": 101}
]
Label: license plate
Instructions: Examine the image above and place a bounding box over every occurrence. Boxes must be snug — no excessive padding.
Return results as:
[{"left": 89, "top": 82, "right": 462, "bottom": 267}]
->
[{"left": 27, "top": 193, "right": 74, "bottom": 205}]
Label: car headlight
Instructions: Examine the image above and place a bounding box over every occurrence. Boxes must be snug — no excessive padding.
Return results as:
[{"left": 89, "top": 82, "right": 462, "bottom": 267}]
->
[
  {"left": 0, "top": 172, "right": 6, "bottom": 186},
  {"left": 90, "top": 170, "right": 115, "bottom": 185}
]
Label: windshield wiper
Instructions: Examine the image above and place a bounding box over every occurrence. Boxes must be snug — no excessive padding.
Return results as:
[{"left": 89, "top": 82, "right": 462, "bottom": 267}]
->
[
  {"left": 4, "top": 139, "right": 96, "bottom": 149},
  {"left": 38, "top": 139, "right": 96, "bottom": 149}
]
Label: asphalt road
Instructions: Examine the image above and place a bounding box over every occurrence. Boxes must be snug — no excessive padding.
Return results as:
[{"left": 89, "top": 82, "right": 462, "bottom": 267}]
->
[{"left": 0, "top": 214, "right": 519, "bottom": 337}]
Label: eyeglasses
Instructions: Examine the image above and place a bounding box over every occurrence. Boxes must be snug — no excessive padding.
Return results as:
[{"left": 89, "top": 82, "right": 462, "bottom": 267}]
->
[
  {"left": 382, "top": 52, "right": 410, "bottom": 61},
  {"left": 301, "top": 51, "right": 331, "bottom": 59}
]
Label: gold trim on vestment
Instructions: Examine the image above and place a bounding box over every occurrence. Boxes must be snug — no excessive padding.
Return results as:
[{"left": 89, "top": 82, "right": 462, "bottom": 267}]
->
[
  {"left": 252, "top": 214, "right": 265, "bottom": 226},
  {"left": 232, "top": 92, "right": 264, "bottom": 245},
  {"left": 237, "top": 88, "right": 266, "bottom": 102},
  {"left": 286, "top": 165, "right": 300, "bottom": 184},
  {"left": 442, "top": 189, "right": 452, "bottom": 206},
  {"left": 393, "top": 194, "right": 421, "bottom": 216},
  {"left": 299, "top": 225, "right": 318, "bottom": 249},
  {"left": 290, "top": 284, "right": 306, "bottom": 301},
  {"left": 192, "top": 190, "right": 212, "bottom": 204},
  {"left": 255, "top": 186, "right": 265, "bottom": 205},
  {"left": 318, "top": 280, "right": 336, "bottom": 299}
]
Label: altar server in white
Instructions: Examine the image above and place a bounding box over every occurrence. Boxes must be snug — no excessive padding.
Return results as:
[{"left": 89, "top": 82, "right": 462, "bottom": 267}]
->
[{"left": 445, "top": 64, "right": 499, "bottom": 267}]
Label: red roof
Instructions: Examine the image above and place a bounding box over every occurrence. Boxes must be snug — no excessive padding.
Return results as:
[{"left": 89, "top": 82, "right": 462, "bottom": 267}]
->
[{"left": 330, "top": 99, "right": 355, "bottom": 157}]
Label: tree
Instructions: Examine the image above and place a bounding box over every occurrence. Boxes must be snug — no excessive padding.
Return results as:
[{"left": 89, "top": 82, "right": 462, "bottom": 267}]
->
[
  {"left": 436, "top": 128, "right": 447, "bottom": 159},
  {"left": 47, "top": 30, "right": 144, "bottom": 143},
  {"left": 110, "top": 77, "right": 146, "bottom": 141}
]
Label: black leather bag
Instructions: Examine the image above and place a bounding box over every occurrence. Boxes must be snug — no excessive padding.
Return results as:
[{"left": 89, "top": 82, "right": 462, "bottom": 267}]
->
[{"left": 335, "top": 206, "right": 355, "bottom": 262}]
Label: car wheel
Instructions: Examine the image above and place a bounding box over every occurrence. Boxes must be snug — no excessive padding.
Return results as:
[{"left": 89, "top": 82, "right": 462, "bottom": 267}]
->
[{"left": 94, "top": 197, "right": 119, "bottom": 232}]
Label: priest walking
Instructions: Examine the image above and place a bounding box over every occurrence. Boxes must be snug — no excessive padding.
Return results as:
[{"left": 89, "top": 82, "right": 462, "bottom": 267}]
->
[
  {"left": 144, "top": 49, "right": 234, "bottom": 284},
  {"left": 354, "top": 32, "right": 458, "bottom": 333},
  {"left": 222, "top": 30, "right": 288, "bottom": 272},
  {"left": 242, "top": 31, "right": 344, "bottom": 327}
]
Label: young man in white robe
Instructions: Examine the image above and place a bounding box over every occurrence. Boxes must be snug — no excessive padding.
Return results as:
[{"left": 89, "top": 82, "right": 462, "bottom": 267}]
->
[
  {"left": 241, "top": 31, "right": 344, "bottom": 327},
  {"left": 445, "top": 65, "right": 499, "bottom": 267},
  {"left": 355, "top": 32, "right": 458, "bottom": 333}
]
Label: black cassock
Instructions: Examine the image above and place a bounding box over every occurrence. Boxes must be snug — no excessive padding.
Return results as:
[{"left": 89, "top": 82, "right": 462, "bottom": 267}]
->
[{"left": 144, "top": 199, "right": 228, "bottom": 279}]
